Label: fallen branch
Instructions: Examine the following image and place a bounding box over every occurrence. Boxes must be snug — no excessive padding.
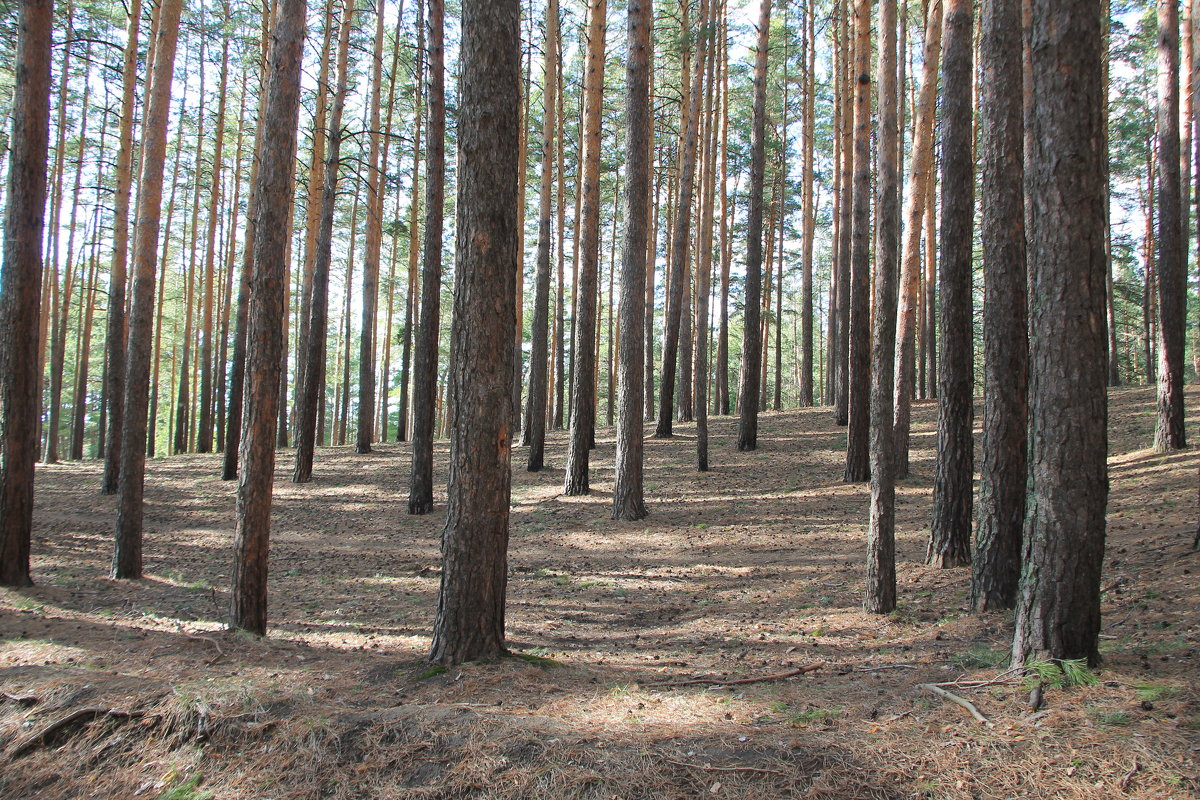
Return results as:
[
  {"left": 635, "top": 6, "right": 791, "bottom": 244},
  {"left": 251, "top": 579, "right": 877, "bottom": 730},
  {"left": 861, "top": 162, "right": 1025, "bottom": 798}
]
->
[
  {"left": 1119, "top": 760, "right": 1140, "bottom": 790},
  {"left": 918, "top": 684, "right": 993, "bottom": 728},
  {"left": 931, "top": 665, "right": 1026, "bottom": 689},
  {"left": 645, "top": 663, "right": 822, "bottom": 688},
  {"left": 1, "top": 692, "right": 39, "bottom": 705},
  {"left": 8, "top": 707, "right": 141, "bottom": 758},
  {"left": 855, "top": 664, "right": 917, "bottom": 673},
  {"left": 177, "top": 627, "right": 225, "bottom": 665},
  {"left": 666, "top": 759, "right": 786, "bottom": 776}
]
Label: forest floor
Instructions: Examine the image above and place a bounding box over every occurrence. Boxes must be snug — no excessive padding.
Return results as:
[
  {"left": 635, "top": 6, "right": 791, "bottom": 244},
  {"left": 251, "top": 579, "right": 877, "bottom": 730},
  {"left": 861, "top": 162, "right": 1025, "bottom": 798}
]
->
[{"left": 1, "top": 386, "right": 1197, "bottom": 799}]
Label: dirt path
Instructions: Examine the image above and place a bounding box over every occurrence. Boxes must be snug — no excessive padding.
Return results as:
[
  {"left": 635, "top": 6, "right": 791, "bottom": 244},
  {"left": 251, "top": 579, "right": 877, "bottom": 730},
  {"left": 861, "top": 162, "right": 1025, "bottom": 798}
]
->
[{"left": 1, "top": 387, "right": 1196, "bottom": 799}]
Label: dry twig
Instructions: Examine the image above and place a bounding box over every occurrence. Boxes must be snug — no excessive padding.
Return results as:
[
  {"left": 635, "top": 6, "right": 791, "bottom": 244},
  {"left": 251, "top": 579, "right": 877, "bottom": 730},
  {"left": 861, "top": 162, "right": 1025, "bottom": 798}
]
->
[
  {"left": 918, "top": 684, "right": 993, "bottom": 728},
  {"left": 645, "top": 663, "right": 822, "bottom": 688},
  {"left": 177, "top": 626, "right": 225, "bottom": 665},
  {"left": 666, "top": 759, "right": 786, "bottom": 776}
]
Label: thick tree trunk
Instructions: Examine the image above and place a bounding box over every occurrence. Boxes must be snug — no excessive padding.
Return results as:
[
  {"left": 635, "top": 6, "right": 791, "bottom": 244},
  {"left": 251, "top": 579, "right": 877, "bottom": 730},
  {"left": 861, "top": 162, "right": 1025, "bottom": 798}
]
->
[
  {"left": 972, "top": 0, "right": 1027, "bottom": 612},
  {"left": 563, "top": 0, "right": 607, "bottom": 496},
  {"left": 894, "top": 0, "right": 942, "bottom": 478},
  {"left": 737, "top": 0, "right": 772, "bottom": 451},
  {"left": 229, "top": 0, "right": 306, "bottom": 635},
  {"left": 927, "top": 0, "right": 974, "bottom": 569},
  {"left": 1012, "top": 0, "right": 1107, "bottom": 666},
  {"left": 113, "top": 0, "right": 184, "bottom": 579},
  {"left": 408, "top": 0, "right": 445, "bottom": 513},
  {"left": 1155, "top": 0, "right": 1186, "bottom": 452},
  {"left": 428, "top": 0, "right": 520, "bottom": 666},
  {"left": 0, "top": 0, "right": 52, "bottom": 588},
  {"left": 843, "top": 0, "right": 872, "bottom": 483},
  {"left": 866, "top": 0, "right": 899, "bottom": 614}
]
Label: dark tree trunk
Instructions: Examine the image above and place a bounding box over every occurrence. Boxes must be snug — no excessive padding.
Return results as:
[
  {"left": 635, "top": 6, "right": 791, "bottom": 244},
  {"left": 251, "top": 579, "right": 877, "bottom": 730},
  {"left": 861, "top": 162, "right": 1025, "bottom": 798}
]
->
[
  {"left": 526, "top": 0, "right": 559, "bottom": 473},
  {"left": 1155, "top": 0, "right": 1186, "bottom": 452},
  {"left": 799, "top": 3, "right": 816, "bottom": 408},
  {"left": 229, "top": 0, "right": 306, "bottom": 635},
  {"left": 428, "top": 0, "right": 520, "bottom": 666},
  {"left": 408, "top": 0, "right": 445, "bottom": 513},
  {"left": 102, "top": 0, "right": 143, "bottom": 495},
  {"left": 397, "top": 0, "right": 424, "bottom": 443},
  {"left": 737, "top": 0, "right": 772, "bottom": 451},
  {"left": 1012, "top": 0, "right": 1107, "bottom": 666},
  {"left": 613, "top": 0, "right": 653, "bottom": 519},
  {"left": 695, "top": 0, "right": 718, "bottom": 468},
  {"left": 563, "top": 0, "right": 607, "bottom": 496},
  {"left": 843, "top": 0, "right": 871, "bottom": 483},
  {"left": 866, "top": 0, "right": 899, "bottom": 614},
  {"left": 927, "top": 0, "right": 974, "bottom": 569},
  {"left": 293, "top": 1, "right": 354, "bottom": 484},
  {"left": 972, "top": 0, "right": 1027, "bottom": 612},
  {"left": 833, "top": 0, "right": 852, "bottom": 425},
  {"left": 0, "top": 0, "right": 52, "bottom": 588},
  {"left": 114, "top": 0, "right": 184, "bottom": 579}
]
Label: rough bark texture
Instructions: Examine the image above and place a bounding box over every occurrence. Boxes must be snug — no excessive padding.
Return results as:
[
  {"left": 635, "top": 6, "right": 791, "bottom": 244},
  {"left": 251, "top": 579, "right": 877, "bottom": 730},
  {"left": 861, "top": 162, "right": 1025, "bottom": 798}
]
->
[
  {"left": 428, "top": 0, "right": 520, "bottom": 666},
  {"left": 0, "top": 0, "right": 52, "bottom": 588},
  {"left": 230, "top": 0, "right": 306, "bottom": 635},
  {"left": 799, "top": 4, "right": 816, "bottom": 408},
  {"left": 972, "top": 0, "right": 1027, "bottom": 612},
  {"left": 866, "top": 0, "right": 899, "bottom": 614},
  {"left": 737, "top": 0, "right": 771, "bottom": 452},
  {"left": 1013, "top": 0, "right": 1107, "bottom": 666},
  {"left": 1155, "top": 0, "right": 1186, "bottom": 453},
  {"left": 844, "top": 0, "right": 871, "bottom": 483},
  {"left": 695, "top": 1, "right": 717, "bottom": 471},
  {"left": 408, "top": 0, "right": 445, "bottom": 513},
  {"left": 894, "top": 0, "right": 942, "bottom": 479},
  {"left": 612, "top": 0, "right": 651, "bottom": 520},
  {"left": 101, "top": 0, "right": 143, "bottom": 495},
  {"left": 562, "top": 0, "right": 607, "bottom": 496},
  {"left": 114, "top": 0, "right": 184, "bottom": 579},
  {"left": 927, "top": 0, "right": 974, "bottom": 569},
  {"left": 526, "top": 0, "right": 559, "bottom": 473},
  {"left": 833, "top": 0, "right": 852, "bottom": 425}
]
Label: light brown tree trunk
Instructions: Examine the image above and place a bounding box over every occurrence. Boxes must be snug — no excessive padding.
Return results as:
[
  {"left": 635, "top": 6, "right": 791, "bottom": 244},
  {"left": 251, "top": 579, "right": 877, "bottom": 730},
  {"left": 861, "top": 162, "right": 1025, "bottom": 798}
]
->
[
  {"left": 377, "top": 8, "right": 404, "bottom": 442},
  {"left": 695, "top": 0, "right": 717, "bottom": 467},
  {"left": 397, "top": 0, "right": 425, "bottom": 442},
  {"left": 799, "top": 1, "right": 816, "bottom": 407}
]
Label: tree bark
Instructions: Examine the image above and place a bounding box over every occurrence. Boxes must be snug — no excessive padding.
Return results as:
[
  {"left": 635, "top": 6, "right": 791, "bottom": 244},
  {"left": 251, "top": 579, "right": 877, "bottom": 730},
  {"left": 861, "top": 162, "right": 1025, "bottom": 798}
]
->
[
  {"left": 113, "top": 0, "right": 184, "bottom": 579},
  {"left": 229, "top": 0, "right": 306, "bottom": 635},
  {"left": 799, "top": 2, "right": 816, "bottom": 407},
  {"left": 737, "top": 0, "right": 772, "bottom": 451},
  {"left": 1012, "top": 0, "right": 1107, "bottom": 666},
  {"left": 428, "top": 0, "right": 520, "bottom": 666},
  {"left": 0, "top": 0, "right": 52, "bottom": 587},
  {"left": 927, "top": 0, "right": 974, "bottom": 569},
  {"left": 408, "top": 0, "right": 445, "bottom": 512},
  {"left": 972, "top": 0, "right": 1027, "bottom": 611}
]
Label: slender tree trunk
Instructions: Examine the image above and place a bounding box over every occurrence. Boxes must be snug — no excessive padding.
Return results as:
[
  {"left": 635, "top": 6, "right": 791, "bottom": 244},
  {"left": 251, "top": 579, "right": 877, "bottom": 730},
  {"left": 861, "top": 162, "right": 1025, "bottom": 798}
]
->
[
  {"left": 408, "top": 0, "right": 445, "bottom": 512},
  {"left": 1155, "top": 0, "right": 1186, "bottom": 452},
  {"left": 526, "top": 0, "right": 559, "bottom": 472},
  {"left": 555, "top": 29, "right": 568, "bottom": 430},
  {"left": 843, "top": 0, "right": 872, "bottom": 482},
  {"left": 972, "top": 0, "right": 1027, "bottom": 611},
  {"left": 113, "top": 0, "right": 184, "bottom": 579},
  {"left": 695, "top": 0, "right": 717, "bottom": 467},
  {"left": 230, "top": 0, "right": 306, "bottom": 635},
  {"left": 563, "top": 0, "right": 608, "bottom": 495},
  {"left": 716, "top": 15, "right": 731, "bottom": 415},
  {"left": 1012, "top": 0, "right": 1107, "bottom": 666},
  {"left": 377, "top": 10, "right": 403, "bottom": 442},
  {"left": 294, "top": 0, "right": 354, "bottom": 484},
  {"left": 737, "top": 0, "right": 771, "bottom": 451},
  {"left": 799, "top": 1, "right": 816, "bottom": 407},
  {"left": 217, "top": 80, "right": 249, "bottom": 451},
  {"left": 148, "top": 111, "right": 186, "bottom": 459},
  {"left": 428, "top": 0, "right": 520, "bottom": 667},
  {"left": 894, "top": 0, "right": 942, "bottom": 478},
  {"left": 921, "top": 161, "right": 937, "bottom": 399},
  {"left": 866, "top": 0, "right": 899, "bottom": 614},
  {"left": 834, "top": 0, "right": 853, "bottom": 424},
  {"left": 0, "top": 0, "right": 52, "bottom": 588},
  {"left": 397, "top": 0, "right": 425, "bottom": 442},
  {"left": 927, "top": 0, "right": 975, "bottom": 568},
  {"left": 69, "top": 245, "right": 100, "bottom": 460}
]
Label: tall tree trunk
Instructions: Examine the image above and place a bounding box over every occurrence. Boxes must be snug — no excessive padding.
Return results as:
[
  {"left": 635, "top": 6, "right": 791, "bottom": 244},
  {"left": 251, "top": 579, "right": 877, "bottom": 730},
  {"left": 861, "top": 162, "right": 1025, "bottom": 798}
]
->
[
  {"left": 408, "top": 0, "right": 445, "bottom": 512},
  {"left": 216, "top": 78, "right": 249, "bottom": 451},
  {"left": 1012, "top": 0, "right": 1107, "bottom": 666},
  {"left": 866, "top": 0, "right": 900, "bottom": 614},
  {"left": 526, "top": 0, "right": 559, "bottom": 472},
  {"left": 799, "top": 1, "right": 816, "bottom": 407},
  {"left": 113, "top": 0, "right": 184, "bottom": 579},
  {"left": 428, "top": 0, "right": 520, "bottom": 667},
  {"left": 562, "top": 0, "right": 608, "bottom": 495},
  {"left": 102, "top": 0, "right": 143, "bottom": 495},
  {"left": 972, "top": 0, "right": 1027, "bottom": 611},
  {"left": 0, "top": 0, "right": 52, "bottom": 588},
  {"left": 294, "top": 0, "right": 354, "bottom": 483},
  {"left": 736, "top": 0, "right": 771, "bottom": 450},
  {"left": 656, "top": 0, "right": 709, "bottom": 438},
  {"left": 376, "top": 10, "right": 404, "bottom": 442},
  {"left": 843, "top": 0, "right": 871, "bottom": 483},
  {"left": 69, "top": 244, "right": 100, "bottom": 460},
  {"left": 927, "top": 0, "right": 974, "bottom": 568},
  {"left": 894, "top": 0, "right": 942, "bottom": 478},
  {"left": 921, "top": 161, "right": 937, "bottom": 398},
  {"left": 695, "top": 0, "right": 717, "bottom": 468},
  {"left": 230, "top": 0, "right": 307, "bottom": 636},
  {"left": 555, "top": 29, "right": 569, "bottom": 430},
  {"left": 397, "top": 0, "right": 425, "bottom": 442},
  {"left": 716, "top": 14, "right": 731, "bottom": 415},
  {"left": 1155, "top": 0, "right": 1186, "bottom": 452}
]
